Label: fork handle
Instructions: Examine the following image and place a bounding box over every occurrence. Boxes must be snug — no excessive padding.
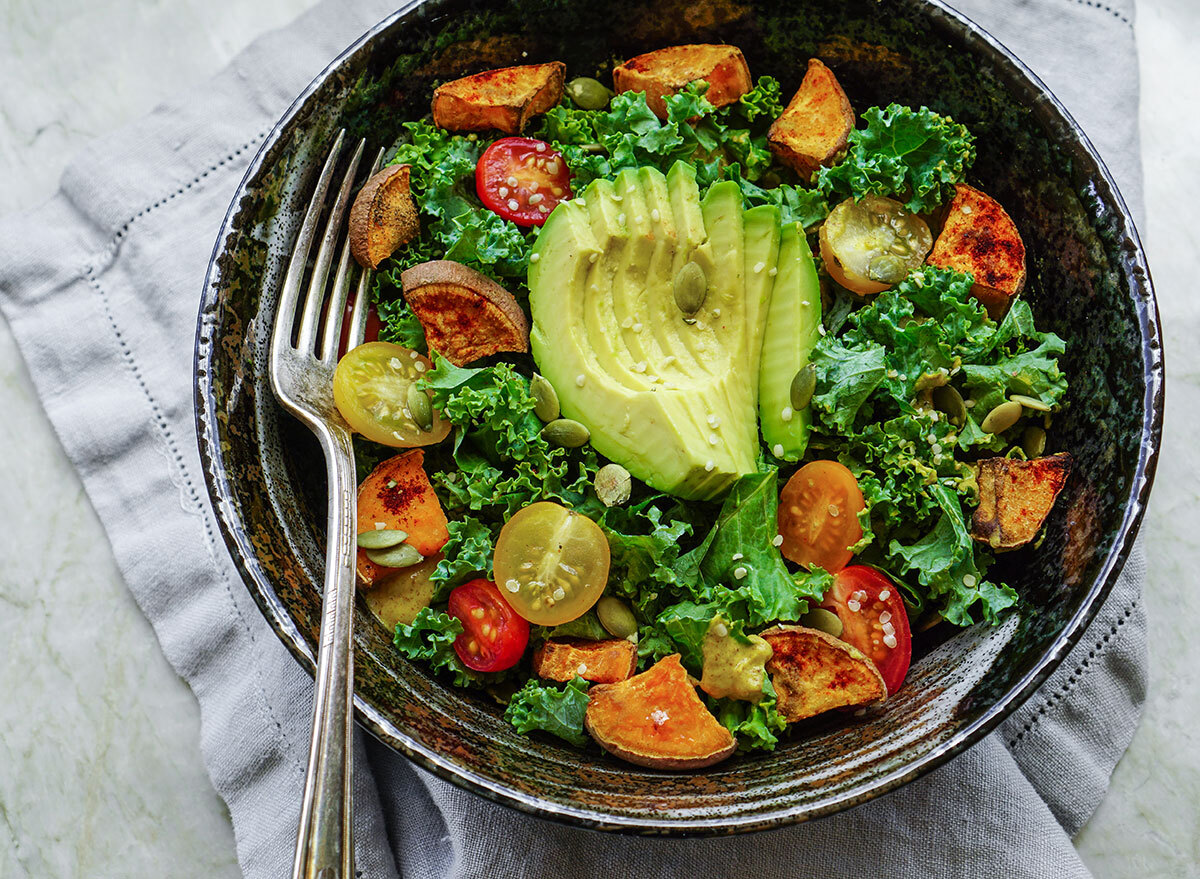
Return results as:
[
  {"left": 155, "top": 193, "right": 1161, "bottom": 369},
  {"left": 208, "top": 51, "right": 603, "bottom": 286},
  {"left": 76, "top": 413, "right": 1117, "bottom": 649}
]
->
[{"left": 292, "top": 427, "right": 358, "bottom": 879}]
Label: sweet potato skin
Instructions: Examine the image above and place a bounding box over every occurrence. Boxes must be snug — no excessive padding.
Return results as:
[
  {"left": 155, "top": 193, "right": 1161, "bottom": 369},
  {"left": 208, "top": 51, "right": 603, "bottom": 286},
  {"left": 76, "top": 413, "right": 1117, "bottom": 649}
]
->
[
  {"left": 401, "top": 260, "right": 530, "bottom": 366},
  {"left": 926, "top": 184, "right": 1026, "bottom": 319},
  {"left": 972, "top": 453, "right": 1072, "bottom": 550},
  {"left": 613, "top": 44, "right": 751, "bottom": 119},
  {"left": 356, "top": 450, "right": 449, "bottom": 586},
  {"left": 584, "top": 654, "right": 737, "bottom": 769},
  {"left": 768, "top": 58, "right": 855, "bottom": 181},
  {"left": 760, "top": 625, "right": 887, "bottom": 722},
  {"left": 431, "top": 61, "right": 566, "bottom": 133},
  {"left": 348, "top": 164, "right": 419, "bottom": 270},
  {"left": 532, "top": 638, "right": 638, "bottom": 684}
]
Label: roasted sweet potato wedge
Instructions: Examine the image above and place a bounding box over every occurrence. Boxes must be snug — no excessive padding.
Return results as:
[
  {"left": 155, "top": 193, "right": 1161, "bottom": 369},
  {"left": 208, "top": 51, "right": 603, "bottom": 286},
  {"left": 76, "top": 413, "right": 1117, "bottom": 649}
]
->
[
  {"left": 348, "top": 164, "right": 419, "bottom": 270},
  {"left": 533, "top": 638, "right": 638, "bottom": 684},
  {"left": 767, "top": 58, "right": 855, "bottom": 181},
  {"left": 584, "top": 654, "right": 736, "bottom": 769},
  {"left": 972, "top": 453, "right": 1072, "bottom": 550},
  {"left": 926, "top": 183, "right": 1026, "bottom": 319},
  {"left": 613, "top": 44, "right": 751, "bottom": 119},
  {"left": 356, "top": 450, "right": 449, "bottom": 586},
  {"left": 760, "top": 625, "right": 886, "bottom": 722},
  {"left": 431, "top": 61, "right": 566, "bottom": 134},
  {"left": 401, "top": 260, "right": 529, "bottom": 366}
]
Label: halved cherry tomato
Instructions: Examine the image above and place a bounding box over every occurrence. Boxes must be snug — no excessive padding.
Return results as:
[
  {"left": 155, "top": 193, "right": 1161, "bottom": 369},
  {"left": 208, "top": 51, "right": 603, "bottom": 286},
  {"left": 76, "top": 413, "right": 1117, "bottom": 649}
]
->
[
  {"left": 475, "top": 137, "right": 572, "bottom": 226},
  {"left": 337, "top": 300, "right": 381, "bottom": 360},
  {"left": 332, "top": 341, "right": 451, "bottom": 447},
  {"left": 447, "top": 579, "right": 530, "bottom": 672},
  {"left": 492, "top": 501, "right": 610, "bottom": 626},
  {"left": 819, "top": 195, "right": 932, "bottom": 295},
  {"left": 777, "top": 460, "right": 865, "bottom": 572},
  {"left": 822, "top": 565, "right": 912, "bottom": 694}
]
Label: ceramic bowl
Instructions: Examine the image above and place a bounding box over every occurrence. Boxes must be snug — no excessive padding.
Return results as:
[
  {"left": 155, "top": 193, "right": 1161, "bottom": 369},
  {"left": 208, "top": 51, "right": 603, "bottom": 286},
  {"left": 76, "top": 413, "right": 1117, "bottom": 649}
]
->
[{"left": 195, "top": 0, "right": 1163, "bottom": 832}]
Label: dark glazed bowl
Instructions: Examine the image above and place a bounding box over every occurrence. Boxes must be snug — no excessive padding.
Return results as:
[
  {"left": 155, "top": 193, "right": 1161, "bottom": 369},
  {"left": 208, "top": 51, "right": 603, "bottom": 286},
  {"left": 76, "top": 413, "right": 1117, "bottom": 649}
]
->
[{"left": 195, "top": 0, "right": 1163, "bottom": 832}]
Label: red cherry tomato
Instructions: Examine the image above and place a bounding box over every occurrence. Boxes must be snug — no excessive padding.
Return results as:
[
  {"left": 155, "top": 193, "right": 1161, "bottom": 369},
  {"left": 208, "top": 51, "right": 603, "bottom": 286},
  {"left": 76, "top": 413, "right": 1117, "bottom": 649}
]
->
[
  {"left": 336, "top": 300, "right": 381, "bottom": 360},
  {"left": 447, "top": 578, "right": 530, "bottom": 672},
  {"left": 475, "top": 137, "right": 572, "bottom": 226},
  {"left": 822, "top": 565, "right": 912, "bottom": 695}
]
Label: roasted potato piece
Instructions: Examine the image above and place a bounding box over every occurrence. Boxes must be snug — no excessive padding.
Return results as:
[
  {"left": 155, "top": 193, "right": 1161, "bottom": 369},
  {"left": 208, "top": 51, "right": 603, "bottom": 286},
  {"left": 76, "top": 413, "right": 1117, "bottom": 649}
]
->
[
  {"left": 926, "top": 183, "right": 1027, "bottom": 319},
  {"left": 613, "top": 44, "right": 751, "bottom": 119},
  {"left": 584, "top": 654, "right": 737, "bottom": 769},
  {"left": 768, "top": 58, "right": 855, "bottom": 181},
  {"left": 401, "top": 260, "right": 530, "bottom": 366},
  {"left": 760, "top": 625, "right": 886, "bottom": 722},
  {"left": 348, "top": 164, "right": 419, "bottom": 270},
  {"left": 532, "top": 638, "right": 638, "bottom": 684},
  {"left": 356, "top": 450, "right": 449, "bottom": 586},
  {"left": 431, "top": 61, "right": 566, "bottom": 134},
  {"left": 972, "top": 453, "right": 1073, "bottom": 550}
]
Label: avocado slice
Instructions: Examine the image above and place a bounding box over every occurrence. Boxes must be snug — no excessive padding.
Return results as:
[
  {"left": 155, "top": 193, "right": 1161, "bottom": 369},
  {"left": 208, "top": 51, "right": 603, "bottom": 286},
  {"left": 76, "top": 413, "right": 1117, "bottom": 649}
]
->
[
  {"left": 530, "top": 164, "right": 781, "bottom": 500},
  {"left": 758, "top": 222, "right": 822, "bottom": 461}
]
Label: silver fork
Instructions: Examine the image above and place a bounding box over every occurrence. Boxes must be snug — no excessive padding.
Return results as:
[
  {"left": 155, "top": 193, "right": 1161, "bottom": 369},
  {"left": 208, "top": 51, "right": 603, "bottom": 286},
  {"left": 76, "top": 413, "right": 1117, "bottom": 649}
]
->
[{"left": 268, "top": 129, "right": 381, "bottom": 879}]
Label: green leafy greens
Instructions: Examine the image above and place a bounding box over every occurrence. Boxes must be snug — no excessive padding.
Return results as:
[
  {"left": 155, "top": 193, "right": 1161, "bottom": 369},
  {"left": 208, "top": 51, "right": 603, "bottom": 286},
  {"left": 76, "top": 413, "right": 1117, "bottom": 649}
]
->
[
  {"left": 808, "top": 266, "right": 1067, "bottom": 623},
  {"left": 816, "top": 103, "right": 976, "bottom": 213},
  {"left": 504, "top": 677, "right": 591, "bottom": 746}
]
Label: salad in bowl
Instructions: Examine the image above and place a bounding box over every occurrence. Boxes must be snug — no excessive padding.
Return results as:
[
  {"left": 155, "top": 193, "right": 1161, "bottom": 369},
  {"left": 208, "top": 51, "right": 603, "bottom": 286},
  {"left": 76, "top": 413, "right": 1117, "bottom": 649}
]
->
[{"left": 330, "top": 40, "right": 1075, "bottom": 769}]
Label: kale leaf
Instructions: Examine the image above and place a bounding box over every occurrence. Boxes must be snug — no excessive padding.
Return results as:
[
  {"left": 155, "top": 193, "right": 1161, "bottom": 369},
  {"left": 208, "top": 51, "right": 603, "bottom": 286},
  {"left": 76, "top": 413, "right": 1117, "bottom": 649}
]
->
[
  {"left": 638, "top": 471, "right": 832, "bottom": 672},
  {"left": 712, "top": 676, "right": 789, "bottom": 752},
  {"left": 431, "top": 515, "right": 496, "bottom": 600},
  {"left": 809, "top": 266, "right": 1065, "bottom": 624},
  {"left": 393, "top": 608, "right": 484, "bottom": 688},
  {"left": 816, "top": 104, "right": 975, "bottom": 213},
  {"left": 504, "top": 677, "right": 591, "bottom": 746}
]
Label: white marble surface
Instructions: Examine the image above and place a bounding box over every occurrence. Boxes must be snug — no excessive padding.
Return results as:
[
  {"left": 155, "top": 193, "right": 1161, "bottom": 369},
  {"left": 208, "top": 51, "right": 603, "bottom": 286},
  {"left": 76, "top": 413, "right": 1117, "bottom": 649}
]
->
[{"left": 0, "top": 0, "right": 1196, "bottom": 875}]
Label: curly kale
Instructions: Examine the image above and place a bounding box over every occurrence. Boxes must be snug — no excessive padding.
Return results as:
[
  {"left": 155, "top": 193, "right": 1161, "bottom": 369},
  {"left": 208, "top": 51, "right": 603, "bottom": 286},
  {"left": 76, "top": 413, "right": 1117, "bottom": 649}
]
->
[
  {"left": 504, "top": 677, "right": 591, "bottom": 746},
  {"left": 393, "top": 608, "right": 485, "bottom": 688},
  {"left": 807, "top": 266, "right": 1068, "bottom": 624},
  {"left": 817, "top": 104, "right": 975, "bottom": 213}
]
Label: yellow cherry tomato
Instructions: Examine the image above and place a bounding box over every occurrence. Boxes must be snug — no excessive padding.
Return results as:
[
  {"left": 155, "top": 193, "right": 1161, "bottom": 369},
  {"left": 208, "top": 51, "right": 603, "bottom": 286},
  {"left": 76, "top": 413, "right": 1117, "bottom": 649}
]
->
[
  {"left": 332, "top": 341, "right": 450, "bottom": 447},
  {"left": 819, "top": 195, "right": 932, "bottom": 295},
  {"left": 492, "top": 502, "right": 611, "bottom": 626}
]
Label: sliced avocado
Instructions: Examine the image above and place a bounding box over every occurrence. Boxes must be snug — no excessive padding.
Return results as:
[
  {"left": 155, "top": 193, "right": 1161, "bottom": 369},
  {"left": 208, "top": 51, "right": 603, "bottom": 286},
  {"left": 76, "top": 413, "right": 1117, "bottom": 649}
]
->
[
  {"left": 580, "top": 179, "right": 648, "bottom": 392},
  {"left": 530, "top": 166, "right": 780, "bottom": 500},
  {"left": 742, "top": 204, "right": 783, "bottom": 402},
  {"left": 758, "top": 221, "right": 822, "bottom": 461}
]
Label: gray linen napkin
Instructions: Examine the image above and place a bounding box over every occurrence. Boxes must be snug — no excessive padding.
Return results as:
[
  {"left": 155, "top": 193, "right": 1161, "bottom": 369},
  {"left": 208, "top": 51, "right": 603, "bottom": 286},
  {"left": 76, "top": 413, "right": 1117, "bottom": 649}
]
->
[{"left": 0, "top": 0, "right": 1147, "bottom": 876}]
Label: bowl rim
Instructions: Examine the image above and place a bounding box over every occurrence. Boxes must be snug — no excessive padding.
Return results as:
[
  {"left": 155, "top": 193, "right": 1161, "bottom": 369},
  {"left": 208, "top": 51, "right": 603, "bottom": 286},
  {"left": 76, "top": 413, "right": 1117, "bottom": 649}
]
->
[{"left": 194, "top": 0, "right": 1165, "bottom": 834}]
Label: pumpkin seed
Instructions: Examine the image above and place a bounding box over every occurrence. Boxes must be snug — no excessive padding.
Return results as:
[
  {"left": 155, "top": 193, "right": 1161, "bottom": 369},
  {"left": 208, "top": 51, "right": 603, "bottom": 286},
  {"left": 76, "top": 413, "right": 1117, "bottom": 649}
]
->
[
  {"left": 867, "top": 253, "right": 908, "bottom": 284},
  {"left": 914, "top": 369, "right": 949, "bottom": 392},
  {"left": 800, "top": 607, "right": 844, "bottom": 638},
  {"left": 365, "top": 542, "right": 424, "bottom": 569},
  {"left": 531, "top": 373, "right": 560, "bottom": 423},
  {"left": 1010, "top": 393, "right": 1052, "bottom": 412},
  {"left": 673, "top": 260, "right": 708, "bottom": 319},
  {"left": 594, "top": 463, "right": 632, "bottom": 507},
  {"left": 567, "top": 76, "right": 613, "bottom": 110},
  {"left": 406, "top": 384, "right": 433, "bottom": 431},
  {"left": 932, "top": 385, "right": 967, "bottom": 426},
  {"left": 981, "top": 399, "right": 1023, "bottom": 434},
  {"left": 1022, "top": 425, "right": 1047, "bottom": 458},
  {"left": 356, "top": 528, "right": 408, "bottom": 550},
  {"left": 596, "top": 596, "right": 638, "bottom": 638},
  {"left": 541, "top": 418, "right": 590, "bottom": 448},
  {"left": 789, "top": 363, "right": 817, "bottom": 410}
]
